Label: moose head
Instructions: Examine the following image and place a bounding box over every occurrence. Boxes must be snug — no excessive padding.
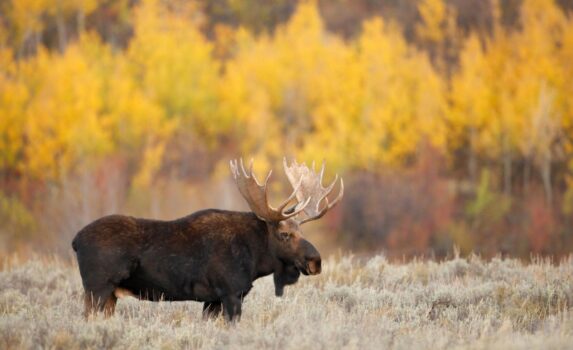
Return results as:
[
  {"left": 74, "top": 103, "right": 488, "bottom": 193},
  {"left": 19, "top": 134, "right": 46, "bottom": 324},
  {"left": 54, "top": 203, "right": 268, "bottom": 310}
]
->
[{"left": 230, "top": 158, "right": 344, "bottom": 293}]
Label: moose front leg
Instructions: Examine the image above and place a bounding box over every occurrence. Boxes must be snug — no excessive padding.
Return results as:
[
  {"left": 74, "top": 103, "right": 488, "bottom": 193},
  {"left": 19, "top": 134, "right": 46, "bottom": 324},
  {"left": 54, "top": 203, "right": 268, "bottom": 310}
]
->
[
  {"left": 222, "top": 295, "right": 242, "bottom": 322},
  {"left": 202, "top": 301, "right": 222, "bottom": 319}
]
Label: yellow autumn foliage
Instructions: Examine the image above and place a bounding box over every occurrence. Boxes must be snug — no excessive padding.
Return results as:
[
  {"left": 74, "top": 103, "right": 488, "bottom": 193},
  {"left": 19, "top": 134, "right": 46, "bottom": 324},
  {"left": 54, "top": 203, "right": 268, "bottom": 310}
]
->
[{"left": 0, "top": 0, "right": 571, "bottom": 196}]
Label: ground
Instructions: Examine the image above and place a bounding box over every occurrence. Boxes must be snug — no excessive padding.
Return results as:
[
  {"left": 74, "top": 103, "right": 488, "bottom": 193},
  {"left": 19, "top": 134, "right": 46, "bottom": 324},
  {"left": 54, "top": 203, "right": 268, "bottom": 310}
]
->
[{"left": 0, "top": 253, "right": 572, "bottom": 349}]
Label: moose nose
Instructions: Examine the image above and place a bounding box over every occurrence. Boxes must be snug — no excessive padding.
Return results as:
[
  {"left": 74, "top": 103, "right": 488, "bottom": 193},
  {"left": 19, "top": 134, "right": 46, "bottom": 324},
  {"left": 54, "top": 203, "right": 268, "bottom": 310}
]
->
[
  {"left": 307, "top": 256, "right": 322, "bottom": 275},
  {"left": 301, "top": 239, "right": 321, "bottom": 275}
]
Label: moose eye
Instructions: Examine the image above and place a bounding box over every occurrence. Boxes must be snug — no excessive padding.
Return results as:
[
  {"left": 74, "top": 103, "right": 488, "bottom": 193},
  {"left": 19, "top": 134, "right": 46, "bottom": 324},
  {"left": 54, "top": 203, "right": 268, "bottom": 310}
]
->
[{"left": 279, "top": 232, "right": 291, "bottom": 241}]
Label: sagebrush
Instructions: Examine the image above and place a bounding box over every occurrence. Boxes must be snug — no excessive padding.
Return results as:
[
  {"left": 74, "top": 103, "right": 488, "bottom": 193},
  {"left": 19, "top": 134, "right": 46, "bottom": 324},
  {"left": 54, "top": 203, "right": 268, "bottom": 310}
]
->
[{"left": 1, "top": 254, "right": 572, "bottom": 349}]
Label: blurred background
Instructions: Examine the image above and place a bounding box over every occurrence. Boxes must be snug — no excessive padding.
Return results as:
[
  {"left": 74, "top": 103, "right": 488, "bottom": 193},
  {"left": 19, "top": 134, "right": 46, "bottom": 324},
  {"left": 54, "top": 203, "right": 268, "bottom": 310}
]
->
[{"left": 1, "top": 0, "right": 572, "bottom": 259}]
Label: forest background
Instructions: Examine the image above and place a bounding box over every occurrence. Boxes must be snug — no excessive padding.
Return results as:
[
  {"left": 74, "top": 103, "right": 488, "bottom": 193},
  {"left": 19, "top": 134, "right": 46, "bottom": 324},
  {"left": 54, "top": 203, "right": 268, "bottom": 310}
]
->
[{"left": 1, "top": 0, "right": 573, "bottom": 259}]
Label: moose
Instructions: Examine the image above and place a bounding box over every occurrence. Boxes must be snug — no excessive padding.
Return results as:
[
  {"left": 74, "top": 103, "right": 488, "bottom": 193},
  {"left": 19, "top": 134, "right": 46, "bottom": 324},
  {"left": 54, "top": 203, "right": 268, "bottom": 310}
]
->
[{"left": 72, "top": 158, "right": 343, "bottom": 321}]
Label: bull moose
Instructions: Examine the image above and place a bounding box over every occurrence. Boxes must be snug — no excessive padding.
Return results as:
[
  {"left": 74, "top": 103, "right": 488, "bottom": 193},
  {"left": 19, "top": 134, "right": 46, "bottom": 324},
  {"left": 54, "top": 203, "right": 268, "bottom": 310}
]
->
[{"left": 72, "top": 158, "right": 343, "bottom": 321}]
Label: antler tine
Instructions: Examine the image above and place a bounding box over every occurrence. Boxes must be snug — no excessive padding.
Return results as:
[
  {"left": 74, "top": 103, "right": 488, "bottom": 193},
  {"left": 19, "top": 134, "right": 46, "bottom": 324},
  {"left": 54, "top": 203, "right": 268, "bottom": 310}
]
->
[
  {"left": 230, "top": 159, "right": 239, "bottom": 179},
  {"left": 277, "top": 187, "right": 312, "bottom": 220},
  {"left": 319, "top": 160, "right": 326, "bottom": 183},
  {"left": 230, "top": 158, "right": 310, "bottom": 222},
  {"left": 276, "top": 176, "right": 304, "bottom": 213},
  {"left": 239, "top": 158, "right": 250, "bottom": 179},
  {"left": 320, "top": 173, "right": 338, "bottom": 201}
]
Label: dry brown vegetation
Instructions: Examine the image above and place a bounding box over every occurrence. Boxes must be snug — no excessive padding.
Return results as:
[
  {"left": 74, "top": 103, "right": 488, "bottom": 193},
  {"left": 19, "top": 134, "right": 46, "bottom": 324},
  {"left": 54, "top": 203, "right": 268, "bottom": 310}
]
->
[{"left": 1, "top": 253, "right": 572, "bottom": 349}]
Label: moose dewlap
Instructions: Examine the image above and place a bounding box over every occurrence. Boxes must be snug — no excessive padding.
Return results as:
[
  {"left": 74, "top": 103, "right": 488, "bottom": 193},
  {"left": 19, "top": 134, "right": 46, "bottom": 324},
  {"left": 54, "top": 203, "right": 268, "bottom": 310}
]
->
[{"left": 72, "top": 158, "right": 343, "bottom": 321}]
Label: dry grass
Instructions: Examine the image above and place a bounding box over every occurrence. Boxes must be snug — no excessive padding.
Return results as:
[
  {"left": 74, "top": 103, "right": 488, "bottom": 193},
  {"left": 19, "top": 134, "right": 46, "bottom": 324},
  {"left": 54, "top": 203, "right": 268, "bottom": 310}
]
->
[{"left": 1, "top": 253, "right": 572, "bottom": 349}]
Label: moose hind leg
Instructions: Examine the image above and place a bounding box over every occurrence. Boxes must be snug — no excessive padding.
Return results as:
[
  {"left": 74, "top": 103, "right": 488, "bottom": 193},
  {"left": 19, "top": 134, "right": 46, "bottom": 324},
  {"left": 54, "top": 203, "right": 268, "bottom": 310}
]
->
[
  {"left": 103, "top": 293, "right": 118, "bottom": 317},
  {"left": 202, "top": 301, "right": 222, "bottom": 319},
  {"left": 83, "top": 285, "right": 117, "bottom": 319},
  {"left": 222, "top": 295, "right": 242, "bottom": 322},
  {"left": 77, "top": 252, "right": 133, "bottom": 319}
]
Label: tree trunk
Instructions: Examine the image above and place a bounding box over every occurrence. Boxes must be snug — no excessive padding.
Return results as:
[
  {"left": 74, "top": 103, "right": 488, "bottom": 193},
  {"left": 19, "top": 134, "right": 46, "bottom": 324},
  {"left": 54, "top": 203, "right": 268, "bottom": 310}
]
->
[
  {"left": 524, "top": 156, "right": 531, "bottom": 194},
  {"left": 469, "top": 127, "right": 477, "bottom": 184},
  {"left": 77, "top": 10, "right": 85, "bottom": 34},
  {"left": 541, "top": 154, "right": 552, "bottom": 204},
  {"left": 56, "top": 10, "right": 67, "bottom": 53},
  {"left": 503, "top": 136, "right": 512, "bottom": 196}
]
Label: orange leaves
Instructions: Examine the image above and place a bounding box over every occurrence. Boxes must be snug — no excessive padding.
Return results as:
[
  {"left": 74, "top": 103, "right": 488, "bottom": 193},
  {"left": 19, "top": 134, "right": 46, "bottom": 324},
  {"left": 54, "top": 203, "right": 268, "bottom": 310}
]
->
[{"left": 0, "top": 0, "right": 572, "bottom": 210}]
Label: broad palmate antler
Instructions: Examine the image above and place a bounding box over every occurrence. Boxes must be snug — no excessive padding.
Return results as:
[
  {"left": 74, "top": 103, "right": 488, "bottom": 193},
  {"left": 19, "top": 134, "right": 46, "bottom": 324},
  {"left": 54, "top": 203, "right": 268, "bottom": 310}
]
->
[
  {"left": 230, "top": 158, "right": 343, "bottom": 224},
  {"left": 283, "top": 158, "right": 344, "bottom": 224},
  {"left": 230, "top": 158, "right": 311, "bottom": 222}
]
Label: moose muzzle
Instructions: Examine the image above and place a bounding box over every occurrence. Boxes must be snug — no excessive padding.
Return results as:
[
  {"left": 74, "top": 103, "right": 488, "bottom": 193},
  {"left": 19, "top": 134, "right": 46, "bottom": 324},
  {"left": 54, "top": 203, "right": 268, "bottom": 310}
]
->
[{"left": 299, "top": 239, "right": 321, "bottom": 275}]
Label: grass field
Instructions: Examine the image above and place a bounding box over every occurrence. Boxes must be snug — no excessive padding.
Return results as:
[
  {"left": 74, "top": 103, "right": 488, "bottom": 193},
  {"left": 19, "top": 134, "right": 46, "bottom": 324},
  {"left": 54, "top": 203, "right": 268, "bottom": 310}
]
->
[{"left": 1, "top": 253, "right": 572, "bottom": 349}]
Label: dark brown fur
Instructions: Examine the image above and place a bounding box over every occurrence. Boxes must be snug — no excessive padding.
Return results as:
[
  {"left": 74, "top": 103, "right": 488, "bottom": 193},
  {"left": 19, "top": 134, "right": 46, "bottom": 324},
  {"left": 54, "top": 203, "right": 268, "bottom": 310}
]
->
[{"left": 72, "top": 209, "right": 321, "bottom": 321}]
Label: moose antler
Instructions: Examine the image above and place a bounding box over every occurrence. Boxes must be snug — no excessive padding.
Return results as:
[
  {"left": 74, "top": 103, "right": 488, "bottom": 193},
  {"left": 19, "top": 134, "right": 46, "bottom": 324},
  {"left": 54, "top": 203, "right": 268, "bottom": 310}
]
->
[
  {"left": 283, "top": 158, "right": 344, "bottom": 224},
  {"left": 230, "top": 158, "right": 311, "bottom": 222}
]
